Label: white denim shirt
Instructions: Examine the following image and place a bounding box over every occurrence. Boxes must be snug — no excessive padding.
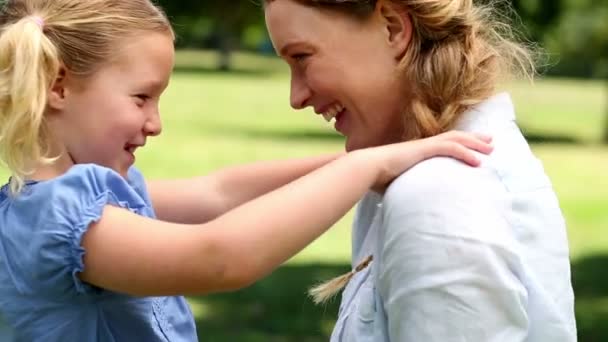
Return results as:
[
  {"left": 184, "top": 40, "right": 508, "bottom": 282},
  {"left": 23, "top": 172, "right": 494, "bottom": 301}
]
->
[{"left": 330, "top": 93, "right": 577, "bottom": 342}]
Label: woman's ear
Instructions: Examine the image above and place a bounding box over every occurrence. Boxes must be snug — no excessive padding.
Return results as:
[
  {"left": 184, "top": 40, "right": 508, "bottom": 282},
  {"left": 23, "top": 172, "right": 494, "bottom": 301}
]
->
[
  {"left": 377, "top": 0, "right": 412, "bottom": 60},
  {"left": 47, "top": 67, "right": 68, "bottom": 111}
]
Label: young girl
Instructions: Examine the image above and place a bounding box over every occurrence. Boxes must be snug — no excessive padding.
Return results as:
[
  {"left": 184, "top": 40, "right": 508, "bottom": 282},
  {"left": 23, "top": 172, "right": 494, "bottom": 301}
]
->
[{"left": 0, "top": 0, "right": 493, "bottom": 340}]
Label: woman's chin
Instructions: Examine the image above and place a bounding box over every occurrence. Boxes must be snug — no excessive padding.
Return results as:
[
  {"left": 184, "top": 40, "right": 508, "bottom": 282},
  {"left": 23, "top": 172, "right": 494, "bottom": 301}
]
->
[{"left": 344, "top": 136, "right": 366, "bottom": 152}]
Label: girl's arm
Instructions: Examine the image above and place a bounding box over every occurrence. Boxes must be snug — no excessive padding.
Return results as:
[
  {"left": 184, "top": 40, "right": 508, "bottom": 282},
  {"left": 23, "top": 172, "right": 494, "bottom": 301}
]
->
[
  {"left": 147, "top": 153, "right": 342, "bottom": 224},
  {"left": 79, "top": 132, "right": 492, "bottom": 297}
]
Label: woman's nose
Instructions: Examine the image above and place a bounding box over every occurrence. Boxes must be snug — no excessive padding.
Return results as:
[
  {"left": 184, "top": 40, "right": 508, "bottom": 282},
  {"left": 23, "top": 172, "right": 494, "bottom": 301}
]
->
[{"left": 290, "top": 76, "right": 312, "bottom": 109}]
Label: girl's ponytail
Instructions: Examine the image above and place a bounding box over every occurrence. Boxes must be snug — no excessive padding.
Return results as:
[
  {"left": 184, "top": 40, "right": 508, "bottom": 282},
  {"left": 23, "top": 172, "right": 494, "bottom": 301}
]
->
[
  {"left": 0, "top": 16, "right": 59, "bottom": 193},
  {"left": 0, "top": 0, "right": 173, "bottom": 195}
]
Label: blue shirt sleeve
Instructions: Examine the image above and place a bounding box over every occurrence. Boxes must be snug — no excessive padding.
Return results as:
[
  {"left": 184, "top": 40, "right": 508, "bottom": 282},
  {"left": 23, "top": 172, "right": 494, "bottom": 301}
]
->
[{"left": 9, "top": 164, "right": 152, "bottom": 299}]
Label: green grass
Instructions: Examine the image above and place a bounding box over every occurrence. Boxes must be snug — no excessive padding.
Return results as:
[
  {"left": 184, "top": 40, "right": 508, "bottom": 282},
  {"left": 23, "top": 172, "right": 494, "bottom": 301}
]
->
[
  {"left": 2, "top": 50, "right": 607, "bottom": 340},
  {"left": 144, "top": 51, "right": 607, "bottom": 264},
  {"left": 138, "top": 51, "right": 608, "bottom": 340},
  {"left": 507, "top": 78, "right": 606, "bottom": 143}
]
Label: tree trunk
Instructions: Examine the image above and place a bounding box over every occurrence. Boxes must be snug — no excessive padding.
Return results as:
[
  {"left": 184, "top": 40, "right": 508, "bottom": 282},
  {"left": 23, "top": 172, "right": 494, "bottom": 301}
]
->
[
  {"left": 216, "top": 29, "right": 232, "bottom": 72},
  {"left": 603, "top": 82, "right": 608, "bottom": 144},
  {"left": 218, "top": 45, "right": 231, "bottom": 72}
]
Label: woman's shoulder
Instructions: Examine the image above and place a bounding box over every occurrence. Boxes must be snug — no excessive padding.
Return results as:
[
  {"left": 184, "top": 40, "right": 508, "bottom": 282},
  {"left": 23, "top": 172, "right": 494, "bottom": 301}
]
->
[
  {"left": 380, "top": 157, "right": 517, "bottom": 247},
  {"left": 383, "top": 157, "right": 503, "bottom": 211}
]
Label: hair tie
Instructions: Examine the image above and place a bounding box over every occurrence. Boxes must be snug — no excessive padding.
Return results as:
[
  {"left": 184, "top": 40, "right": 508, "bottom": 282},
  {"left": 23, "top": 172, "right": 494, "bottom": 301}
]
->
[{"left": 31, "top": 16, "right": 45, "bottom": 29}]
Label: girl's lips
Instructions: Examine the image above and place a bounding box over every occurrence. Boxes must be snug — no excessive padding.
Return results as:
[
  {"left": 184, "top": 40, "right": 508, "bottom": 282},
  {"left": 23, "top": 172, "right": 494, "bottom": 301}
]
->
[
  {"left": 124, "top": 145, "right": 139, "bottom": 164},
  {"left": 125, "top": 149, "right": 135, "bottom": 164}
]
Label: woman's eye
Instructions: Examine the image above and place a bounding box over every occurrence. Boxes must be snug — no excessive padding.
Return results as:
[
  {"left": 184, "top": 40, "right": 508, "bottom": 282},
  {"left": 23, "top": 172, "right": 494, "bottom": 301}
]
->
[{"left": 292, "top": 53, "right": 310, "bottom": 62}]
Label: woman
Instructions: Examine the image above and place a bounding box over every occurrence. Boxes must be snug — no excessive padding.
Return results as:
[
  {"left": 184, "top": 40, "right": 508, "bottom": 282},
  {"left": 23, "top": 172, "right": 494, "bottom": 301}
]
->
[{"left": 264, "top": 0, "right": 576, "bottom": 341}]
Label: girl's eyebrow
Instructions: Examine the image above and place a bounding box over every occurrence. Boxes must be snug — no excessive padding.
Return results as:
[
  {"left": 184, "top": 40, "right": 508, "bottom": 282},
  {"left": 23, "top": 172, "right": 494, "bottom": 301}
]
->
[{"left": 139, "top": 79, "right": 169, "bottom": 92}]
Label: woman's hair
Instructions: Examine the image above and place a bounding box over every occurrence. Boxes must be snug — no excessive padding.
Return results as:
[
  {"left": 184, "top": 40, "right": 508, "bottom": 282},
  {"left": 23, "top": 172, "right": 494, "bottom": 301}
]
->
[
  {"left": 266, "top": 0, "right": 536, "bottom": 140},
  {"left": 0, "top": 0, "right": 174, "bottom": 194},
  {"left": 265, "top": 0, "right": 536, "bottom": 304}
]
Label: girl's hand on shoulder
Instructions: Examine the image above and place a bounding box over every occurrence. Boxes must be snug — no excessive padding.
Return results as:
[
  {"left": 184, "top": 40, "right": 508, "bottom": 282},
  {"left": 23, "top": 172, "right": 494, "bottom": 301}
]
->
[{"left": 356, "top": 131, "right": 493, "bottom": 190}]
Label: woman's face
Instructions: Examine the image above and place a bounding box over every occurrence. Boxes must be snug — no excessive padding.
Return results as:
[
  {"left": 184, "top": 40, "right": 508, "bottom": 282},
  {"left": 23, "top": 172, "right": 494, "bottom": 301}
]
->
[{"left": 265, "top": 0, "right": 412, "bottom": 151}]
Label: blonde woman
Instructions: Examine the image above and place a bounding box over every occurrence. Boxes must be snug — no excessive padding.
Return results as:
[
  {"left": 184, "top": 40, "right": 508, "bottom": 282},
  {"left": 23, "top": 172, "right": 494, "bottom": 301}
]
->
[{"left": 264, "top": 0, "right": 577, "bottom": 340}]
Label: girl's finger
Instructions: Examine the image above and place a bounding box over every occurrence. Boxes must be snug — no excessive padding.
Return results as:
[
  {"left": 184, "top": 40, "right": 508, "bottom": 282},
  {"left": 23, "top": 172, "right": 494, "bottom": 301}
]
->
[
  {"left": 471, "top": 132, "right": 493, "bottom": 143},
  {"left": 439, "top": 142, "right": 482, "bottom": 167},
  {"left": 440, "top": 132, "right": 494, "bottom": 155}
]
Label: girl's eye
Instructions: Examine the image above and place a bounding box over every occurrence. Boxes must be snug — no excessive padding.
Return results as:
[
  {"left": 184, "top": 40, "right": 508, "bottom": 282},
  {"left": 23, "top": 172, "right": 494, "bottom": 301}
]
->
[{"left": 134, "top": 94, "right": 150, "bottom": 106}]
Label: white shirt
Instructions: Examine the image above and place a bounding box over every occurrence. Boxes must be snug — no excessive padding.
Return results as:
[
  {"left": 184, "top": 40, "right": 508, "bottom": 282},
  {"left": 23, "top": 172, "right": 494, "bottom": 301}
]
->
[{"left": 330, "top": 93, "right": 577, "bottom": 341}]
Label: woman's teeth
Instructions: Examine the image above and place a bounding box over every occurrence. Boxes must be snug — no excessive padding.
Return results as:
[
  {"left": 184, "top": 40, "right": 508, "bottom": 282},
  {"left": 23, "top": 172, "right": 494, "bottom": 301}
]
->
[{"left": 322, "top": 104, "right": 345, "bottom": 122}]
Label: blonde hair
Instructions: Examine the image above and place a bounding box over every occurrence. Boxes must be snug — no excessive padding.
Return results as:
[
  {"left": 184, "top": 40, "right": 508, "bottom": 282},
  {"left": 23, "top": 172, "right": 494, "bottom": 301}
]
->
[
  {"left": 397, "top": 0, "right": 536, "bottom": 140},
  {"left": 0, "top": 0, "right": 174, "bottom": 194},
  {"left": 308, "top": 254, "right": 373, "bottom": 304},
  {"left": 266, "top": 0, "right": 536, "bottom": 304}
]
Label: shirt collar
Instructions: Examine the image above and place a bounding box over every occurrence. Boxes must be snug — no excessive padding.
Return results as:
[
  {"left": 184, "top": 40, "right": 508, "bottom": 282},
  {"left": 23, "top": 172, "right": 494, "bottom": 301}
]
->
[{"left": 454, "top": 92, "right": 516, "bottom": 131}]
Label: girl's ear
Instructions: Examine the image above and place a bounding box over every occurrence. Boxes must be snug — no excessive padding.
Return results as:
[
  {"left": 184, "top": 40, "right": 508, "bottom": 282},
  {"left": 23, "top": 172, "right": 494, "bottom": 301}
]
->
[
  {"left": 47, "top": 67, "right": 68, "bottom": 110},
  {"left": 377, "top": 0, "right": 413, "bottom": 61}
]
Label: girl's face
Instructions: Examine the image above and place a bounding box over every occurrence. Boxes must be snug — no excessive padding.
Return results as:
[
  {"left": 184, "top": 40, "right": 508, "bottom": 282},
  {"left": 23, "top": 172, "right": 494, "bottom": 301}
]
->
[
  {"left": 47, "top": 31, "right": 175, "bottom": 178},
  {"left": 265, "top": 0, "right": 412, "bottom": 151}
]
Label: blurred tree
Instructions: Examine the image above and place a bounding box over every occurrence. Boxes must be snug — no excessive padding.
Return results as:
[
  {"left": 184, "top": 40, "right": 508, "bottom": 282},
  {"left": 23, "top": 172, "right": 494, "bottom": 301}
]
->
[
  {"left": 547, "top": 0, "right": 607, "bottom": 143},
  {"left": 512, "top": 0, "right": 608, "bottom": 143},
  {"left": 510, "top": 0, "right": 563, "bottom": 43},
  {"left": 157, "top": 0, "right": 264, "bottom": 70},
  {"left": 549, "top": 2, "right": 607, "bottom": 143},
  {"left": 604, "top": 85, "right": 608, "bottom": 144},
  {"left": 157, "top": 0, "right": 608, "bottom": 137}
]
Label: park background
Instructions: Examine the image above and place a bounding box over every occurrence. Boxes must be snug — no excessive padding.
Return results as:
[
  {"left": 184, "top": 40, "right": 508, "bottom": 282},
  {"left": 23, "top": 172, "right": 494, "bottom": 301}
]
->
[{"left": 1, "top": 0, "right": 607, "bottom": 341}]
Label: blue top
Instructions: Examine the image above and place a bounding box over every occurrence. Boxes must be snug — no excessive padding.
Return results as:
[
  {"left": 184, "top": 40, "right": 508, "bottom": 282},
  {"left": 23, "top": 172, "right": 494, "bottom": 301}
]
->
[{"left": 0, "top": 164, "right": 198, "bottom": 341}]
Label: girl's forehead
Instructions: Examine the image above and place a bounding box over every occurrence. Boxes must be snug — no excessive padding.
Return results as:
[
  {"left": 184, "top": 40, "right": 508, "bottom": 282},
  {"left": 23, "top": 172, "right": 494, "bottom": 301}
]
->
[{"left": 84, "top": 32, "right": 174, "bottom": 86}]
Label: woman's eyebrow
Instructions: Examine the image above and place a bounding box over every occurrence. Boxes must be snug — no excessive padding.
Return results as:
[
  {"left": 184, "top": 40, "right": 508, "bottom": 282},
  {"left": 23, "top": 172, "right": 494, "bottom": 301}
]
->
[{"left": 279, "top": 41, "right": 307, "bottom": 57}]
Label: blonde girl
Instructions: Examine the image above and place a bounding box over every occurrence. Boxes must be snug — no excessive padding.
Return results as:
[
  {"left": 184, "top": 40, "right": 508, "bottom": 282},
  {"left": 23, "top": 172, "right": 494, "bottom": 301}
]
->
[{"left": 0, "top": 0, "right": 492, "bottom": 340}]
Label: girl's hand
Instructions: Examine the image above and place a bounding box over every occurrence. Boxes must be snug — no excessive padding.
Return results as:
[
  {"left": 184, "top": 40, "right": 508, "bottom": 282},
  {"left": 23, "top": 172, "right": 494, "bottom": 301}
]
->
[
  {"left": 78, "top": 131, "right": 492, "bottom": 297},
  {"left": 356, "top": 131, "right": 493, "bottom": 190}
]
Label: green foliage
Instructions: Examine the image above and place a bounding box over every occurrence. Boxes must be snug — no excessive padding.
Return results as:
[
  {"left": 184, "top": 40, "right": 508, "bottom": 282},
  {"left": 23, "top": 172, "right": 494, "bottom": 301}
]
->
[
  {"left": 544, "top": 5, "right": 608, "bottom": 78},
  {"left": 0, "top": 51, "right": 605, "bottom": 340},
  {"left": 157, "top": 0, "right": 265, "bottom": 50},
  {"left": 511, "top": 0, "right": 563, "bottom": 40},
  {"left": 154, "top": 0, "right": 608, "bottom": 78},
  {"left": 147, "top": 55, "right": 607, "bottom": 338}
]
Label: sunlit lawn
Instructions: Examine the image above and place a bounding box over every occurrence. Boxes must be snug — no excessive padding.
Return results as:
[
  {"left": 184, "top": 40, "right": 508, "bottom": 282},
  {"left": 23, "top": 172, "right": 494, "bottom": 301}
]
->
[
  {"left": 139, "top": 51, "right": 608, "bottom": 340},
  {"left": 146, "top": 51, "right": 607, "bottom": 261},
  {"left": 1, "top": 50, "right": 606, "bottom": 341}
]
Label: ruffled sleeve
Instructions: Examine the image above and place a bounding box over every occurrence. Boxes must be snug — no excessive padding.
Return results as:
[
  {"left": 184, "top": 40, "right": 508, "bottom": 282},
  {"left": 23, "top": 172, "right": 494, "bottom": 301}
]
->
[{"left": 12, "top": 164, "right": 151, "bottom": 298}]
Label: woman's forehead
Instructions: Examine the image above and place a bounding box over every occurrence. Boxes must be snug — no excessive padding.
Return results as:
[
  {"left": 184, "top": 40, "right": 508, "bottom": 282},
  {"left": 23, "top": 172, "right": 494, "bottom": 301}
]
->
[{"left": 266, "top": 0, "right": 361, "bottom": 38}]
